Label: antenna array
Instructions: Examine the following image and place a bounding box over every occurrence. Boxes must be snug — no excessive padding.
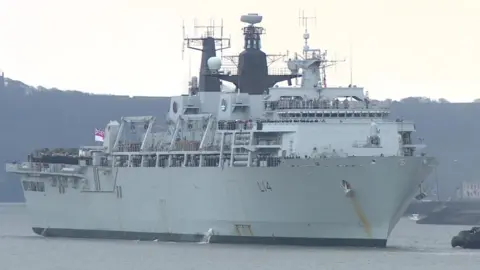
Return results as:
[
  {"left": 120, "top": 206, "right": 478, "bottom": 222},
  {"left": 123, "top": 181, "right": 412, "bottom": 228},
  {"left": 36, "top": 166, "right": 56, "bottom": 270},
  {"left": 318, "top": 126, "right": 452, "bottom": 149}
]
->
[
  {"left": 298, "top": 10, "right": 317, "bottom": 31},
  {"left": 298, "top": 10, "right": 317, "bottom": 59},
  {"left": 295, "top": 9, "right": 347, "bottom": 88},
  {"left": 181, "top": 18, "right": 231, "bottom": 60}
]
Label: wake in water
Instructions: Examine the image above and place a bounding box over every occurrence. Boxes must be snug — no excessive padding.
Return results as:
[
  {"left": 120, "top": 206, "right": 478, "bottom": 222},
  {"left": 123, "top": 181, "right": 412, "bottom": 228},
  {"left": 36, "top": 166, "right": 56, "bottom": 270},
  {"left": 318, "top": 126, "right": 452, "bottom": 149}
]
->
[
  {"left": 409, "top": 214, "right": 421, "bottom": 221},
  {"left": 198, "top": 228, "right": 214, "bottom": 244}
]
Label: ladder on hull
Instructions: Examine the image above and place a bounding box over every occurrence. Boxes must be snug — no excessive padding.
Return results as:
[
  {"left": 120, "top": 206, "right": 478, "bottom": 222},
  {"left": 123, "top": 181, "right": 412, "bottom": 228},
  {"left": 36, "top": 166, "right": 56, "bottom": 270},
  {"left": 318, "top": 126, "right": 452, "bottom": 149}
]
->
[{"left": 230, "top": 131, "right": 254, "bottom": 167}]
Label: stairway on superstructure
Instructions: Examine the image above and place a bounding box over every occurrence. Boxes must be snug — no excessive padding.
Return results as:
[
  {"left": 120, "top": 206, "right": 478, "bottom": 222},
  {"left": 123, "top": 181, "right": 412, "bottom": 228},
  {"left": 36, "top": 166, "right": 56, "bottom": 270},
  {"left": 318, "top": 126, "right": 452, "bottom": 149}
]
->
[{"left": 231, "top": 131, "right": 252, "bottom": 167}]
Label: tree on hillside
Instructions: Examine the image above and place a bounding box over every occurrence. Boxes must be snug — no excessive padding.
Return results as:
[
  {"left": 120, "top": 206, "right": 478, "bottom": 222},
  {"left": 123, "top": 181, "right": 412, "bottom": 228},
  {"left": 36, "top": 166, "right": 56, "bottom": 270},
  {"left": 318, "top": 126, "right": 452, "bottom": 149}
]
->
[
  {"left": 400, "top": 97, "right": 435, "bottom": 103},
  {"left": 438, "top": 98, "right": 449, "bottom": 103}
]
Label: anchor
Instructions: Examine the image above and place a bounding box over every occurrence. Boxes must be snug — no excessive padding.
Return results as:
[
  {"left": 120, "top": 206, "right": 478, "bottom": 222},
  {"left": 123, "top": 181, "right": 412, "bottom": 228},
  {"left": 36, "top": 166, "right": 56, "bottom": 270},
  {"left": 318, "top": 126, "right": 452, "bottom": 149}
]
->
[
  {"left": 414, "top": 183, "right": 427, "bottom": 200},
  {"left": 341, "top": 180, "right": 354, "bottom": 197},
  {"left": 341, "top": 180, "right": 372, "bottom": 238}
]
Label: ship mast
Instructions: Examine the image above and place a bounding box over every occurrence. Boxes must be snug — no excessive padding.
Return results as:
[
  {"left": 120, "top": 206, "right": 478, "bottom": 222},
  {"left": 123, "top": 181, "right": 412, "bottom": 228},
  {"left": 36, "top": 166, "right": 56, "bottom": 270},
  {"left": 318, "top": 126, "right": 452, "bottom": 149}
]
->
[
  {"left": 182, "top": 19, "right": 231, "bottom": 93},
  {"left": 291, "top": 11, "right": 344, "bottom": 89},
  {"left": 299, "top": 10, "right": 316, "bottom": 60}
]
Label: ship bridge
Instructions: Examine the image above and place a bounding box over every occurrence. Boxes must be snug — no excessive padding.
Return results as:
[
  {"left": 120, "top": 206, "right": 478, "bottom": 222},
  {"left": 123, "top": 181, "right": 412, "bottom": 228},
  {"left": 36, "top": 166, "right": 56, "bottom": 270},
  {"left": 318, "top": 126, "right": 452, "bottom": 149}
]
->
[
  {"left": 268, "top": 86, "right": 366, "bottom": 101},
  {"left": 264, "top": 86, "right": 388, "bottom": 119}
]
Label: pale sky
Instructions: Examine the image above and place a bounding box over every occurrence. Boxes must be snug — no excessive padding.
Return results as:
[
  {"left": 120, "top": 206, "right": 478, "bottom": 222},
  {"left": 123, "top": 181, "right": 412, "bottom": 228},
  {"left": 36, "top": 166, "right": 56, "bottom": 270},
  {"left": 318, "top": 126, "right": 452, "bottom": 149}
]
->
[{"left": 0, "top": 0, "right": 479, "bottom": 102}]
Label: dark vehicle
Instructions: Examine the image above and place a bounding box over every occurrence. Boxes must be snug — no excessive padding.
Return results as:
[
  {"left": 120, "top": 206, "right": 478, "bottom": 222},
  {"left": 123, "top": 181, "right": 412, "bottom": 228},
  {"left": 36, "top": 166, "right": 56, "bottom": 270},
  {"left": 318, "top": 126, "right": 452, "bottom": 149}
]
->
[{"left": 451, "top": 227, "right": 480, "bottom": 248}]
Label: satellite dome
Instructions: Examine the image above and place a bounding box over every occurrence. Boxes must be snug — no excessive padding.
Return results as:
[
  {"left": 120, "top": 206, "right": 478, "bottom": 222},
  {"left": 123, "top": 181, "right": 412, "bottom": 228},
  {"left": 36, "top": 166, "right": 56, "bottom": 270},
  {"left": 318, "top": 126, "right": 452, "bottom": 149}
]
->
[
  {"left": 240, "top": 13, "right": 263, "bottom": 25},
  {"left": 207, "top": 57, "right": 222, "bottom": 71}
]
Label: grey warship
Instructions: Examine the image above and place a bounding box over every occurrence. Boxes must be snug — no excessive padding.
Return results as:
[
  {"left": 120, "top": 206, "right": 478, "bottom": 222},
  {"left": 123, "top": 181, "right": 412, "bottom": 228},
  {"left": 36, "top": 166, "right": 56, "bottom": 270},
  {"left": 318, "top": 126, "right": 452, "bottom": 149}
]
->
[{"left": 5, "top": 13, "right": 436, "bottom": 247}]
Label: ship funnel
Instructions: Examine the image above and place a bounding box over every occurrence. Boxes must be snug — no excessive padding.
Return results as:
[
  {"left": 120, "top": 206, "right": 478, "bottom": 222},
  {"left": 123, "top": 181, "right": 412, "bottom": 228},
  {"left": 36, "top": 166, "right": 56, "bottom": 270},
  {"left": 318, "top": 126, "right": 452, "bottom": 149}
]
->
[{"left": 206, "top": 13, "right": 300, "bottom": 95}]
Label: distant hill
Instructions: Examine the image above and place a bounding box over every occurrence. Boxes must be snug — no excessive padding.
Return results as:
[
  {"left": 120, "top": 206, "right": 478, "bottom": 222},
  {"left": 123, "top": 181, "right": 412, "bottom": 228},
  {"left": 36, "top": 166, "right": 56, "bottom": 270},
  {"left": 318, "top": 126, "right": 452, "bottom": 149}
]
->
[
  {"left": 0, "top": 78, "right": 170, "bottom": 202},
  {"left": 388, "top": 100, "right": 480, "bottom": 199},
  {"left": 1, "top": 77, "right": 479, "bottom": 202}
]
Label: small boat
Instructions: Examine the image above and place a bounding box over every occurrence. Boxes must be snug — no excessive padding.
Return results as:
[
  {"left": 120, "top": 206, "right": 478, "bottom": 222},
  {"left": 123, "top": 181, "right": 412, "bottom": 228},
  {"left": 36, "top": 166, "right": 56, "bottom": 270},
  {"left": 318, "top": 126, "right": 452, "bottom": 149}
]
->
[
  {"left": 451, "top": 227, "right": 480, "bottom": 248},
  {"left": 409, "top": 214, "right": 421, "bottom": 221}
]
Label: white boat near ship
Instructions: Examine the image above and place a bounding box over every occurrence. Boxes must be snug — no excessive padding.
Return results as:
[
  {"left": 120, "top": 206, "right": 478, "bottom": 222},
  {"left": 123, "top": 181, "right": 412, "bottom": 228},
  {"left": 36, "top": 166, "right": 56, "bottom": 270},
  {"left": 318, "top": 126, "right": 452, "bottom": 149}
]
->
[{"left": 5, "top": 13, "right": 436, "bottom": 247}]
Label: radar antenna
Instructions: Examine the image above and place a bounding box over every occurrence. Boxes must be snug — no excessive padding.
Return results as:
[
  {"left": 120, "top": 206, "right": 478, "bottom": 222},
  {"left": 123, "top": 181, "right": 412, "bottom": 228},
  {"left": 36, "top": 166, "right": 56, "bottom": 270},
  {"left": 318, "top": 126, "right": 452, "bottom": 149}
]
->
[
  {"left": 298, "top": 9, "right": 317, "bottom": 59},
  {"left": 296, "top": 10, "right": 345, "bottom": 88},
  {"left": 349, "top": 33, "right": 354, "bottom": 86},
  {"left": 182, "top": 18, "right": 231, "bottom": 93},
  {"left": 182, "top": 18, "right": 231, "bottom": 60}
]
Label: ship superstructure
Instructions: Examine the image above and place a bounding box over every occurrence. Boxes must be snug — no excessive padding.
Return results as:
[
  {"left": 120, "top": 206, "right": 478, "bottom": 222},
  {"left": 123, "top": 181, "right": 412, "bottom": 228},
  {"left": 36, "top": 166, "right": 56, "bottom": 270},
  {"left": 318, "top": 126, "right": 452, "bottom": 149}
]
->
[
  {"left": 6, "top": 13, "right": 436, "bottom": 247},
  {"left": 208, "top": 14, "right": 300, "bottom": 93}
]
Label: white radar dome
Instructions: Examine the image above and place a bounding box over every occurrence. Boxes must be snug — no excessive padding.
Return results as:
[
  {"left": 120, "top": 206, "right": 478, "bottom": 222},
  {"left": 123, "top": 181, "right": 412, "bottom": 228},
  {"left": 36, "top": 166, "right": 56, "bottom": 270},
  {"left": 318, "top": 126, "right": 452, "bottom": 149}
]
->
[
  {"left": 207, "top": 57, "right": 222, "bottom": 71},
  {"left": 240, "top": 13, "right": 263, "bottom": 25}
]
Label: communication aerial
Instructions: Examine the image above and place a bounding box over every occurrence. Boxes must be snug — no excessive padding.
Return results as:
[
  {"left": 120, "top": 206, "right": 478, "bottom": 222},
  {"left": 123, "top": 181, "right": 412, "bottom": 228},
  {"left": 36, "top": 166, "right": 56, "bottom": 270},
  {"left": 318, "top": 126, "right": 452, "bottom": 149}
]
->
[
  {"left": 181, "top": 18, "right": 232, "bottom": 93},
  {"left": 182, "top": 18, "right": 231, "bottom": 60},
  {"left": 296, "top": 9, "right": 345, "bottom": 88}
]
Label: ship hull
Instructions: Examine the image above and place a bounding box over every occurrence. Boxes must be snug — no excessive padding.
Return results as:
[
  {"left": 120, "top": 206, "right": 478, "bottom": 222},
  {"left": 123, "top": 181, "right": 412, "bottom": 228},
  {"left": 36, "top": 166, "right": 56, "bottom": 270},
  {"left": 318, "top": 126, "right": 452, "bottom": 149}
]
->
[
  {"left": 32, "top": 227, "right": 386, "bottom": 247},
  {"left": 16, "top": 156, "right": 434, "bottom": 247}
]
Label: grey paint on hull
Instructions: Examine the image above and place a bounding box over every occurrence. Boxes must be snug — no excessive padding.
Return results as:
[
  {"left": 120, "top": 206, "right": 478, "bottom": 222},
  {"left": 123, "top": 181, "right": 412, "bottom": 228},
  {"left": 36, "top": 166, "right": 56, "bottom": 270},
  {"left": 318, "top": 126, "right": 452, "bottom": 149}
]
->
[{"left": 14, "top": 156, "right": 432, "bottom": 248}]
